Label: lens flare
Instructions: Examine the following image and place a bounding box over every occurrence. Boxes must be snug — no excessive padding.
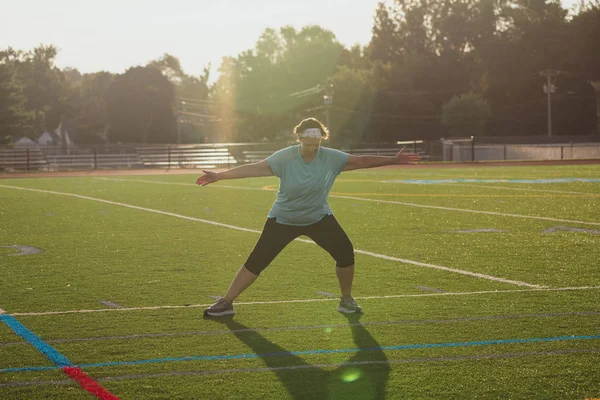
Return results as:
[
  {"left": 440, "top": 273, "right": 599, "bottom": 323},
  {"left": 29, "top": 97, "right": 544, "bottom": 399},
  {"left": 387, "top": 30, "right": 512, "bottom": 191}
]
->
[{"left": 341, "top": 368, "right": 362, "bottom": 383}]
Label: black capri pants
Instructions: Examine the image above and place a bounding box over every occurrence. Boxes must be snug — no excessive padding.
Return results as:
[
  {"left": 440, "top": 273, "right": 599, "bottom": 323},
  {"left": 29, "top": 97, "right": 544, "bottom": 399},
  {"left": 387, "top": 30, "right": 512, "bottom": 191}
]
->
[{"left": 244, "top": 214, "right": 355, "bottom": 275}]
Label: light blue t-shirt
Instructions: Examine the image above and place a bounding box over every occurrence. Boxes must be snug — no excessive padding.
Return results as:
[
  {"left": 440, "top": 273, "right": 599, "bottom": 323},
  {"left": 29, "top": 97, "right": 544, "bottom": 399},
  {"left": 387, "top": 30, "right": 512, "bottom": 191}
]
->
[{"left": 266, "top": 145, "right": 348, "bottom": 226}]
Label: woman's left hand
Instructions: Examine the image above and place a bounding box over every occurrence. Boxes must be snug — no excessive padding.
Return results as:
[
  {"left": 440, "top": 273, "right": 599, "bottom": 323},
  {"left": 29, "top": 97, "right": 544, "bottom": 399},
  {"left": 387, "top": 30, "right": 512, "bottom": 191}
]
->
[
  {"left": 196, "top": 170, "right": 220, "bottom": 186},
  {"left": 395, "top": 148, "right": 420, "bottom": 164}
]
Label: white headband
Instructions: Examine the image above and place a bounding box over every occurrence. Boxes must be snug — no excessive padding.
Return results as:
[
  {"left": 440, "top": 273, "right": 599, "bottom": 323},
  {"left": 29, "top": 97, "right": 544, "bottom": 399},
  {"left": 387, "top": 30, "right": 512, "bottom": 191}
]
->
[{"left": 299, "top": 128, "right": 322, "bottom": 138}]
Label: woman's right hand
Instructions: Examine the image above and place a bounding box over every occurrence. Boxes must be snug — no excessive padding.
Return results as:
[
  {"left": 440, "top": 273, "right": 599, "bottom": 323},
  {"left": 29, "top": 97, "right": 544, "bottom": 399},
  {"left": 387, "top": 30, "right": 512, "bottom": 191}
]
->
[{"left": 196, "top": 170, "right": 220, "bottom": 186}]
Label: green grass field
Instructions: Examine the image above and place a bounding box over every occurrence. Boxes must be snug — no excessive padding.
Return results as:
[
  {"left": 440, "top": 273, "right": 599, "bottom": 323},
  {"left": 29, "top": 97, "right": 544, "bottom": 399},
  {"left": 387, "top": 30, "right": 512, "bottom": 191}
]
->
[{"left": 1, "top": 163, "right": 599, "bottom": 399}]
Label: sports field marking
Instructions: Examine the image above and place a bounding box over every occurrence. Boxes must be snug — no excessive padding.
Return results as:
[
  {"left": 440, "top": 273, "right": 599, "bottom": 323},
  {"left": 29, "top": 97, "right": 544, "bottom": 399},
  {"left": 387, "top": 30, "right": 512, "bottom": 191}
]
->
[
  {"left": 98, "top": 301, "right": 122, "bottom": 309},
  {"left": 269, "top": 184, "right": 596, "bottom": 198},
  {"left": 2, "top": 311, "right": 597, "bottom": 346},
  {"left": 8, "top": 286, "right": 600, "bottom": 317},
  {"left": 2, "top": 333, "right": 599, "bottom": 374},
  {"left": 1, "top": 348, "right": 598, "bottom": 388},
  {"left": 453, "top": 229, "right": 505, "bottom": 233},
  {"left": 543, "top": 226, "right": 600, "bottom": 234},
  {"left": 415, "top": 286, "right": 446, "bottom": 292},
  {"left": 334, "top": 194, "right": 596, "bottom": 198},
  {"left": 0, "top": 245, "right": 44, "bottom": 256},
  {"left": 95, "top": 177, "right": 266, "bottom": 191},
  {"left": 331, "top": 194, "right": 600, "bottom": 226},
  {"left": 0, "top": 314, "right": 119, "bottom": 399},
  {"left": 315, "top": 291, "right": 335, "bottom": 297},
  {"left": 439, "top": 183, "right": 600, "bottom": 196},
  {"left": 260, "top": 183, "right": 594, "bottom": 197},
  {"left": 388, "top": 178, "right": 600, "bottom": 184},
  {"left": 93, "top": 178, "right": 600, "bottom": 226},
  {"left": 0, "top": 184, "right": 542, "bottom": 288},
  {"left": 352, "top": 249, "right": 542, "bottom": 287}
]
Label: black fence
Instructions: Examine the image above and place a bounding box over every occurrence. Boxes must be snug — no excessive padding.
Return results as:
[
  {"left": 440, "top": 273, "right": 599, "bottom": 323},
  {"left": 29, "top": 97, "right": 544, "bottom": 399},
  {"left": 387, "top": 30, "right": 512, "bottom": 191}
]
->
[{"left": 0, "top": 142, "right": 430, "bottom": 172}]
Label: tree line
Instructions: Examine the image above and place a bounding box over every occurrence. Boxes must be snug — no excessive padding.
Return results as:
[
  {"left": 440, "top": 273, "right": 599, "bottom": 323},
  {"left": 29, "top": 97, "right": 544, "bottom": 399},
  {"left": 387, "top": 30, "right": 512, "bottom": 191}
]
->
[{"left": 1, "top": 0, "right": 599, "bottom": 146}]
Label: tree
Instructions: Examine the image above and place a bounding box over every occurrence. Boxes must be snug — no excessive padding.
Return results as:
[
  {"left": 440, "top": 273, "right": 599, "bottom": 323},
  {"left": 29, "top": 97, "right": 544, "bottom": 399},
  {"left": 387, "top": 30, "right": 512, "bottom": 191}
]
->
[
  {"left": 369, "top": 2, "right": 402, "bottom": 63},
  {"left": 364, "top": 0, "right": 494, "bottom": 141},
  {"left": 106, "top": 66, "right": 177, "bottom": 143},
  {"left": 148, "top": 53, "right": 210, "bottom": 100},
  {"left": 76, "top": 72, "right": 114, "bottom": 143},
  {"left": 212, "top": 25, "right": 344, "bottom": 142},
  {"left": 147, "top": 54, "right": 213, "bottom": 143},
  {"left": 0, "top": 56, "right": 27, "bottom": 144},
  {"left": 329, "top": 66, "right": 375, "bottom": 145},
  {"left": 15, "top": 45, "right": 65, "bottom": 136},
  {"left": 566, "top": 3, "right": 600, "bottom": 80},
  {"left": 442, "top": 92, "right": 491, "bottom": 137}
]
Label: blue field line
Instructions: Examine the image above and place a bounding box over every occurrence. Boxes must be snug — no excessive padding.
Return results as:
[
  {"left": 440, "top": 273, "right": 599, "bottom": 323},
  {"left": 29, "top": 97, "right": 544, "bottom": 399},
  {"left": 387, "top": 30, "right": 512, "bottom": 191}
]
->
[
  {"left": 1, "top": 333, "right": 599, "bottom": 373},
  {"left": 385, "top": 178, "right": 600, "bottom": 184},
  {"left": 0, "top": 315, "right": 72, "bottom": 367}
]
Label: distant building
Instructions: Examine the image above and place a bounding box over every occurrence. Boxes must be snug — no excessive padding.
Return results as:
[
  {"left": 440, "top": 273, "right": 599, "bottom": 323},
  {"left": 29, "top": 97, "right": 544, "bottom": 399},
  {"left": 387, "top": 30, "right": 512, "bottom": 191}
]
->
[
  {"left": 14, "top": 137, "right": 39, "bottom": 147},
  {"left": 38, "top": 120, "right": 74, "bottom": 146}
]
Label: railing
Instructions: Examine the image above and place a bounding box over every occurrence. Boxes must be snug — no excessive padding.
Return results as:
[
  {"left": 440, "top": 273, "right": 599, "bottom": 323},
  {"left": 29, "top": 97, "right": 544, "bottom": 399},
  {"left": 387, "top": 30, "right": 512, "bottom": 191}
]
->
[
  {"left": 0, "top": 142, "right": 432, "bottom": 172},
  {"left": 0, "top": 147, "right": 47, "bottom": 171},
  {"left": 443, "top": 142, "right": 600, "bottom": 162},
  {"left": 136, "top": 145, "right": 237, "bottom": 169}
]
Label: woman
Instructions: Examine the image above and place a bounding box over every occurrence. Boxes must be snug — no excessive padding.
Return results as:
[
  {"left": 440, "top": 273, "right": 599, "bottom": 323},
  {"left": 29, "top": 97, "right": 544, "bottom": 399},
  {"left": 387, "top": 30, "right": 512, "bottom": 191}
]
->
[{"left": 197, "top": 118, "right": 419, "bottom": 317}]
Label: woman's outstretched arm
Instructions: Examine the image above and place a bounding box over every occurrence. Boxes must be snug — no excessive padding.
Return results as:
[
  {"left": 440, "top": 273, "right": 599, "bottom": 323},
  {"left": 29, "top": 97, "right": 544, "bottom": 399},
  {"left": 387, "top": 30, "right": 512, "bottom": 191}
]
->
[
  {"left": 343, "top": 148, "right": 419, "bottom": 171},
  {"left": 196, "top": 160, "right": 274, "bottom": 186}
]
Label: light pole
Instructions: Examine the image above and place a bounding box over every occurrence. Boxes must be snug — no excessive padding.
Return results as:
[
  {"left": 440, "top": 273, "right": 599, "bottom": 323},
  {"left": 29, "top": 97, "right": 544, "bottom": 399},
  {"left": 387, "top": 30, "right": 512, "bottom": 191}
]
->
[
  {"left": 589, "top": 80, "right": 600, "bottom": 136},
  {"left": 323, "top": 84, "right": 334, "bottom": 132},
  {"left": 176, "top": 99, "right": 182, "bottom": 144},
  {"left": 540, "top": 69, "right": 561, "bottom": 137}
]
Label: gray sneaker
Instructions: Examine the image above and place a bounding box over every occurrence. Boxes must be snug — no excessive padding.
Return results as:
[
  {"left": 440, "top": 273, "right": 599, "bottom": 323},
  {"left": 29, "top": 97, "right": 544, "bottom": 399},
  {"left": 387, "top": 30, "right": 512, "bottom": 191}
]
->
[
  {"left": 204, "top": 297, "right": 235, "bottom": 317},
  {"left": 337, "top": 295, "right": 363, "bottom": 314}
]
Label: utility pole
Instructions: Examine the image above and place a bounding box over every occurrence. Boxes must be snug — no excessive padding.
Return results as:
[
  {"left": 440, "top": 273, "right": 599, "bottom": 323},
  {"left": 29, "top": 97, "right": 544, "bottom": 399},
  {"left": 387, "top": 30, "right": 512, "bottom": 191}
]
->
[
  {"left": 175, "top": 99, "right": 181, "bottom": 144},
  {"left": 293, "top": 83, "right": 334, "bottom": 133},
  {"left": 589, "top": 80, "right": 600, "bottom": 136},
  {"left": 540, "top": 69, "right": 561, "bottom": 137},
  {"left": 323, "top": 84, "right": 334, "bottom": 133}
]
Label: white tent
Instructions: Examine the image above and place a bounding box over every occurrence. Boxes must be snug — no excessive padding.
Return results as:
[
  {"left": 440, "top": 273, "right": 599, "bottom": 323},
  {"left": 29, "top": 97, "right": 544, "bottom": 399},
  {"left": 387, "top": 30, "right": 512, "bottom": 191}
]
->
[
  {"left": 37, "top": 132, "right": 56, "bottom": 145},
  {"left": 38, "top": 121, "right": 74, "bottom": 146},
  {"left": 14, "top": 137, "right": 39, "bottom": 147}
]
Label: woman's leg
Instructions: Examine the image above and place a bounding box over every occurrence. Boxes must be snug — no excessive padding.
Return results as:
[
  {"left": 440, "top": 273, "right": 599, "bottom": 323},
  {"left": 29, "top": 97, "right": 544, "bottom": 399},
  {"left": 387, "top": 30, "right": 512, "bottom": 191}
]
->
[
  {"left": 307, "top": 215, "right": 356, "bottom": 297},
  {"left": 205, "top": 219, "right": 298, "bottom": 317},
  {"left": 223, "top": 265, "right": 259, "bottom": 303},
  {"left": 222, "top": 218, "right": 297, "bottom": 302},
  {"left": 335, "top": 264, "right": 355, "bottom": 297}
]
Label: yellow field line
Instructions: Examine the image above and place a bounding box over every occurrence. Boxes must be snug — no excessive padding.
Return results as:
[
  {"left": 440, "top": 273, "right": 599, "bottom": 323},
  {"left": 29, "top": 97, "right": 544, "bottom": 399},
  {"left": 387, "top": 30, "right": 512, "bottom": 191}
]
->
[
  {"left": 330, "top": 193, "right": 597, "bottom": 198},
  {"left": 260, "top": 185, "right": 596, "bottom": 198}
]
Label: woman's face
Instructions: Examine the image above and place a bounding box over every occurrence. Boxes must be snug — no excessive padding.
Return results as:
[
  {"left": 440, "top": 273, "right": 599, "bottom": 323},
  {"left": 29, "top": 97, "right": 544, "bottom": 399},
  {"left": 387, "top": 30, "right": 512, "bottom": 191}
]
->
[{"left": 299, "top": 137, "right": 322, "bottom": 155}]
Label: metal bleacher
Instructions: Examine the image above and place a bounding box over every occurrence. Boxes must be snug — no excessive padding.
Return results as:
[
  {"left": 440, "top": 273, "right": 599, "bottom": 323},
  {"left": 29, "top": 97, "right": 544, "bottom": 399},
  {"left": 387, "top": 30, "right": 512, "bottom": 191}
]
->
[
  {"left": 240, "top": 149, "right": 276, "bottom": 164},
  {"left": 0, "top": 147, "right": 48, "bottom": 171},
  {"left": 136, "top": 145, "right": 238, "bottom": 169},
  {"left": 0, "top": 142, "right": 431, "bottom": 173},
  {"left": 44, "top": 153, "right": 144, "bottom": 170}
]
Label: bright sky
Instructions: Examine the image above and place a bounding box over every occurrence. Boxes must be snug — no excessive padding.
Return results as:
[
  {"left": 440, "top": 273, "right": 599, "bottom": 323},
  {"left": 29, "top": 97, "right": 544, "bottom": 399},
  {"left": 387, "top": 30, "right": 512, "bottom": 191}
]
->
[
  {"left": 1, "top": 0, "right": 582, "bottom": 82},
  {"left": 1, "top": 0, "right": 382, "bottom": 81}
]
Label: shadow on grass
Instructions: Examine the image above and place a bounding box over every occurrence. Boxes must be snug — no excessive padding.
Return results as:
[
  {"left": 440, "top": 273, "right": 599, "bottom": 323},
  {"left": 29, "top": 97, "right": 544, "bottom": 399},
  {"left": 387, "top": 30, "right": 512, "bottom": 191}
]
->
[{"left": 221, "top": 314, "right": 390, "bottom": 400}]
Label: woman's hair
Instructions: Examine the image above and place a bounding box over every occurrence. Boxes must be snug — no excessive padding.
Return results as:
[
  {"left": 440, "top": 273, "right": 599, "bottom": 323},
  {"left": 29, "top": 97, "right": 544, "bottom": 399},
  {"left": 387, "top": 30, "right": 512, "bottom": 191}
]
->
[{"left": 293, "top": 118, "right": 329, "bottom": 140}]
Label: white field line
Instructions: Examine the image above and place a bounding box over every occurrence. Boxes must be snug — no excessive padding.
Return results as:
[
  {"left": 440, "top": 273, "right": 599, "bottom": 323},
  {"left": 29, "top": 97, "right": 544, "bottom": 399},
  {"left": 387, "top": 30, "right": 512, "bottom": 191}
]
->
[
  {"left": 0, "top": 184, "right": 262, "bottom": 235},
  {"left": 9, "top": 286, "right": 600, "bottom": 317},
  {"left": 0, "top": 184, "right": 543, "bottom": 288},
  {"left": 96, "top": 177, "right": 600, "bottom": 226},
  {"left": 435, "top": 182, "right": 600, "bottom": 196},
  {"left": 96, "top": 349, "right": 600, "bottom": 380},
  {"left": 1, "top": 349, "right": 597, "bottom": 387},
  {"left": 330, "top": 194, "right": 600, "bottom": 226},
  {"left": 353, "top": 249, "right": 543, "bottom": 287},
  {"left": 95, "top": 177, "right": 266, "bottom": 192},
  {"left": 0, "top": 311, "right": 596, "bottom": 345}
]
